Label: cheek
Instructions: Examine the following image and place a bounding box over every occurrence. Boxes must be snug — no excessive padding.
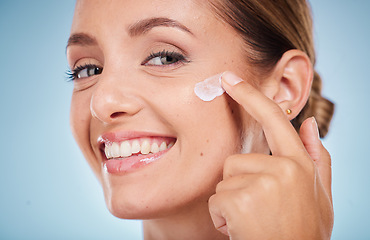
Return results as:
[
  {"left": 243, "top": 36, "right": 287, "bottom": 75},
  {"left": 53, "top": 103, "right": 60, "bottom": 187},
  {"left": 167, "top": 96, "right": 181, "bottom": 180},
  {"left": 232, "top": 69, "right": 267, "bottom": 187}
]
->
[
  {"left": 171, "top": 94, "right": 242, "bottom": 165},
  {"left": 70, "top": 92, "right": 101, "bottom": 177},
  {"left": 70, "top": 94, "right": 86, "bottom": 145},
  {"left": 158, "top": 78, "right": 243, "bottom": 158}
]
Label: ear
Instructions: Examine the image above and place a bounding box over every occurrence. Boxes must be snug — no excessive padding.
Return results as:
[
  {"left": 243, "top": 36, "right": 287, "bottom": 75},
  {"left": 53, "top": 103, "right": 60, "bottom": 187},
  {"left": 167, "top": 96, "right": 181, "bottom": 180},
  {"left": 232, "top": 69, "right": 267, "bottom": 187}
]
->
[{"left": 260, "top": 49, "right": 313, "bottom": 120}]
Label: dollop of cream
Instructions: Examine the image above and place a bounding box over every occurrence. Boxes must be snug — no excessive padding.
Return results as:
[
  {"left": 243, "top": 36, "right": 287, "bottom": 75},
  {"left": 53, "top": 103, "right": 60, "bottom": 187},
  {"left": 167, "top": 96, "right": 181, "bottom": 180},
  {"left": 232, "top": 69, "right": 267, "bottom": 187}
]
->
[{"left": 194, "top": 73, "right": 225, "bottom": 101}]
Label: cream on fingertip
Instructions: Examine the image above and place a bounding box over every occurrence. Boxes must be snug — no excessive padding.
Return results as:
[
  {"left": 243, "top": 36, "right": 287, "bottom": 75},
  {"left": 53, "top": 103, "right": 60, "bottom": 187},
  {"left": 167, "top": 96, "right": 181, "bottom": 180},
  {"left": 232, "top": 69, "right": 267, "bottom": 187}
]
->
[{"left": 194, "top": 73, "right": 225, "bottom": 101}]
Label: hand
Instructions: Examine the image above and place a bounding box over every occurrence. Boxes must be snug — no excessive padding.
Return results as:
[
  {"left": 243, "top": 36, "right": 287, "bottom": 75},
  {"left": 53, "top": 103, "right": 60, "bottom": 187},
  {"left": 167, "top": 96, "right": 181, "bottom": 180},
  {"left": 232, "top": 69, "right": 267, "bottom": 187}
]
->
[{"left": 208, "top": 72, "right": 334, "bottom": 240}]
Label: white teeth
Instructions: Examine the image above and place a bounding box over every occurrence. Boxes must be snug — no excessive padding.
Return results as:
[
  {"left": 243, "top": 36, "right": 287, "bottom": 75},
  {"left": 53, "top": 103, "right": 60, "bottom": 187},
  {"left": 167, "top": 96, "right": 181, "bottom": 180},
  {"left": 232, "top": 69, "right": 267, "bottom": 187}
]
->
[
  {"left": 111, "top": 142, "right": 120, "bottom": 158},
  {"left": 104, "top": 139, "right": 175, "bottom": 159},
  {"left": 105, "top": 144, "right": 112, "bottom": 159},
  {"left": 159, "top": 142, "right": 167, "bottom": 151},
  {"left": 151, "top": 142, "right": 159, "bottom": 153},
  {"left": 120, "top": 141, "right": 132, "bottom": 157},
  {"left": 141, "top": 139, "right": 151, "bottom": 155},
  {"left": 131, "top": 140, "right": 140, "bottom": 154}
]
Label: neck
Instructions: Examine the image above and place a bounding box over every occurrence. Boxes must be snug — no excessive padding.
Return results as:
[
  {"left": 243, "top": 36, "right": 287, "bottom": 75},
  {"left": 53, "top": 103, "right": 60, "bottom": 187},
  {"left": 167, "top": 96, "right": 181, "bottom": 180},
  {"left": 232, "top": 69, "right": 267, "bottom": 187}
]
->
[{"left": 142, "top": 198, "right": 228, "bottom": 240}]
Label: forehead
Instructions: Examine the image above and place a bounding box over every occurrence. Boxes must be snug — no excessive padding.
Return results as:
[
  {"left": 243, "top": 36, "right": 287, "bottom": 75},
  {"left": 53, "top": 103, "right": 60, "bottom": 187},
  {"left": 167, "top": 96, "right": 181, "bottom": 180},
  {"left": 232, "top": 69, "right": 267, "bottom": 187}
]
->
[
  {"left": 68, "top": 0, "right": 246, "bottom": 69},
  {"left": 71, "top": 0, "right": 212, "bottom": 33}
]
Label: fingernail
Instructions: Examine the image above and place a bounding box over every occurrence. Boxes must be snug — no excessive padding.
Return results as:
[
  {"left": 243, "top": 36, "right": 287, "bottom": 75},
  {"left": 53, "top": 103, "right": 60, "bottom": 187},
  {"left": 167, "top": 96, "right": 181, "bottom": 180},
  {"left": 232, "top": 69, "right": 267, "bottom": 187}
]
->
[
  {"left": 311, "top": 117, "right": 320, "bottom": 139},
  {"left": 221, "top": 71, "right": 243, "bottom": 86}
]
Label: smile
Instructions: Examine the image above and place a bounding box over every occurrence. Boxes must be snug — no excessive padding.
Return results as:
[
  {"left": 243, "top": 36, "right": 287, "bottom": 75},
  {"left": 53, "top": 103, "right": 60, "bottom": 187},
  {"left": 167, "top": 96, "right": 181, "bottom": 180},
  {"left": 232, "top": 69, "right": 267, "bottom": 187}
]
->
[
  {"left": 98, "top": 132, "right": 176, "bottom": 174},
  {"left": 104, "top": 138, "right": 175, "bottom": 159}
]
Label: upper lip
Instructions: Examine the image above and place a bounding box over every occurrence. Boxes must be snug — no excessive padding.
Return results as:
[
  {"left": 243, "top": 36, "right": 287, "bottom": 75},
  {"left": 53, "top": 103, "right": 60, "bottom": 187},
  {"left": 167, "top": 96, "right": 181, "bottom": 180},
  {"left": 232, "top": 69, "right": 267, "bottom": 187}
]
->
[{"left": 97, "top": 131, "right": 176, "bottom": 150}]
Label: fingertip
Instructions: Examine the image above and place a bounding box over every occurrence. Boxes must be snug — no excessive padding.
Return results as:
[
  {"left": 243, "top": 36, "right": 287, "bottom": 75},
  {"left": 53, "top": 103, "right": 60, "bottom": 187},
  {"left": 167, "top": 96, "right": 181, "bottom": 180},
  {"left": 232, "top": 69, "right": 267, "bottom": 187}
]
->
[
  {"left": 311, "top": 117, "right": 320, "bottom": 140},
  {"left": 221, "top": 71, "right": 243, "bottom": 88},
  {"left": 300, "top": 117, "right": 323, "bottom": 162},
  {"left": 300, "top": 117, "right": 319, "bottom": 141}
]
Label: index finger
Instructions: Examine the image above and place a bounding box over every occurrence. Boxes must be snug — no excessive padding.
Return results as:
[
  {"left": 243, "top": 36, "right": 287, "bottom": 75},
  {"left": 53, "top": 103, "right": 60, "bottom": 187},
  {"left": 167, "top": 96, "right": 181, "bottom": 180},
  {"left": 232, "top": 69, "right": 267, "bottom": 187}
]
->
[{"left": 221, "top": 71, "right": 308, "bottom": 158}]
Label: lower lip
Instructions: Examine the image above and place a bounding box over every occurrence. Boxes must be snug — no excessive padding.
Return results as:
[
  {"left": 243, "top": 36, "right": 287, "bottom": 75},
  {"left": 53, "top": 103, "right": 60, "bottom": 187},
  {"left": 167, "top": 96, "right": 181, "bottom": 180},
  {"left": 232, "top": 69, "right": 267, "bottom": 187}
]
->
[{"left": 103, "top": 149, "right": 169, "bottom": 174}]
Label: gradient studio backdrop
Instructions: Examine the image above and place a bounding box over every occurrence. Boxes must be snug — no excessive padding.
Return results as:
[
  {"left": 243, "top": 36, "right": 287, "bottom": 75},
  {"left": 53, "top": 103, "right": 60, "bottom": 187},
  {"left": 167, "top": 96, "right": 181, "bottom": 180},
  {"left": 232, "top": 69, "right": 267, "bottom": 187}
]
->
[{"left": 1, "top": 1, "right": 369, "bottom": 239}]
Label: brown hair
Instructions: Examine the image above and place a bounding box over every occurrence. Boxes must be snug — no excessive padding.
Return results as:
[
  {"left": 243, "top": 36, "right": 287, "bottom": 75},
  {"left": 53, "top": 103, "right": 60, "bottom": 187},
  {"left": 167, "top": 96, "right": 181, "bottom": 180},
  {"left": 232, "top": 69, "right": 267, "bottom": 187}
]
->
[{"left": 209, "top": 0, "right": 334, "bottom": 137}]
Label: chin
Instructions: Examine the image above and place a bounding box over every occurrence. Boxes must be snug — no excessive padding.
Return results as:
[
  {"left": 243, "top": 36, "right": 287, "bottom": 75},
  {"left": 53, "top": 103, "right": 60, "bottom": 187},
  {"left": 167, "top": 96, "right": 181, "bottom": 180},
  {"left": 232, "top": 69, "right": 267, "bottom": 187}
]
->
[
  {"left": 101, "top": 175, "right": 215, "bottom": 220},
  {"left": 105, "top": 197, "right": 149, "bottom": 219},
  {"left": 104, "top": 191, "right": 188, "bottom": 220}
]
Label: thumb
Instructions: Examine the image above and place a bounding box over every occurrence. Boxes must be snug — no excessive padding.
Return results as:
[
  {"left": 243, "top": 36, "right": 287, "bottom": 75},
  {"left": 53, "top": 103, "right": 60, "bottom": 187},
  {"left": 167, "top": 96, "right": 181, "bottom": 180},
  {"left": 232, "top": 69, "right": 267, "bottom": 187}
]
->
[{"left": 299, "top": 117, "right": 332, "bottom": 201}]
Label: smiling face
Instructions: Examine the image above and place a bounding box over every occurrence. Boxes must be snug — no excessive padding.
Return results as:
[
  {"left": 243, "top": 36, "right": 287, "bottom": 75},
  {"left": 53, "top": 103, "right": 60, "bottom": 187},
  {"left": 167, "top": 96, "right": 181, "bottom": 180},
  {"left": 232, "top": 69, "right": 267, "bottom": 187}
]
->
[{"left": 67, "top": 0, "right": 268, "bottom": 219}]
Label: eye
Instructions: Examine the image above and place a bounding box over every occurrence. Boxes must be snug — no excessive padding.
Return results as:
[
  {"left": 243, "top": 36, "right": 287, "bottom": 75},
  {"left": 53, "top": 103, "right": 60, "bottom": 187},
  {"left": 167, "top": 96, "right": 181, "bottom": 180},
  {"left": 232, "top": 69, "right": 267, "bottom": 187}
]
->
[
  {"left": 67, "top": 64, "right": 103, "bottom": 81},
  {"left": 142, "top": 50, "right": 188, "bottom": 66},
  {"left": 147, "top": 55, "right": 177, "bottom": 65}
]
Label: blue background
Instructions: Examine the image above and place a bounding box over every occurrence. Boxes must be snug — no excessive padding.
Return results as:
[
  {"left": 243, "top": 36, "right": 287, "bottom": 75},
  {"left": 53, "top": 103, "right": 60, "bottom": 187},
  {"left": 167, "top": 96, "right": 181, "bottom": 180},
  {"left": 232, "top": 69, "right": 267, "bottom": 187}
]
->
[{"left": 0, "top": 1, "right": 369, "bottom": 239}]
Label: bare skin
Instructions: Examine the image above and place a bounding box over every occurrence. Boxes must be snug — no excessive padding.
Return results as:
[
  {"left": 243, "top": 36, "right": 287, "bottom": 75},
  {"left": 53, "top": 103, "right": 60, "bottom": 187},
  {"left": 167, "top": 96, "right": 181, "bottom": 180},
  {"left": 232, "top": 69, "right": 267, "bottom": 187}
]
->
[{"left": 67, "top": 0, "right": 333, "bottom": 239}]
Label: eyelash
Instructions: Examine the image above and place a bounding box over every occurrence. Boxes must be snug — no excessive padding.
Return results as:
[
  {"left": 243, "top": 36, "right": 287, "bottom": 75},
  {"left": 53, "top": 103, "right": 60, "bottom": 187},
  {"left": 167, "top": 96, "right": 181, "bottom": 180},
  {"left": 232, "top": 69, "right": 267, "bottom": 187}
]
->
[
  {"left": 141, "top": 50, "right": 189, "bottom": 66},
  {"left": 66, "top": 50, "right": 189, "bottom": 81},
  {"left": 66, "top": 63, "right": 101, "bottom": 82}
]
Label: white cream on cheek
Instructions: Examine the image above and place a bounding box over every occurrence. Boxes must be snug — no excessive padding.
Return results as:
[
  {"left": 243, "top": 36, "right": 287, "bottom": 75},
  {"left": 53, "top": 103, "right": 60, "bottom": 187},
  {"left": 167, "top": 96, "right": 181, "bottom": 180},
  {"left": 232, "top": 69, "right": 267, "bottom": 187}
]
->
[
  {"left": 194, "top": 75, "right": 269, "bottom": 155},
  {"left": 194, "top": 74, "right": 270, "bottom": 155},
  {"left": 194, "top": 73, "right": 225, "bottom": 101},
  {"left": 194, "top": 73, "right": 252, "bottom": 152}
]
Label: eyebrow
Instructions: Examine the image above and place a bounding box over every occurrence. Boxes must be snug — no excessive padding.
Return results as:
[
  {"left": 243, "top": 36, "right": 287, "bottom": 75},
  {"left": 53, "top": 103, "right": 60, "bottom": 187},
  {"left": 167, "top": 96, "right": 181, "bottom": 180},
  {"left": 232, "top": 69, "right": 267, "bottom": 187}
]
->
[
  {"left": 66, "top": 17, "right": 193, "bottom": 49},
  {"left": 66, "top": 33, "right": 97, "bottom": 49},
  {"left": 128, "top": 17, "right": 193, "bottom": 37}
]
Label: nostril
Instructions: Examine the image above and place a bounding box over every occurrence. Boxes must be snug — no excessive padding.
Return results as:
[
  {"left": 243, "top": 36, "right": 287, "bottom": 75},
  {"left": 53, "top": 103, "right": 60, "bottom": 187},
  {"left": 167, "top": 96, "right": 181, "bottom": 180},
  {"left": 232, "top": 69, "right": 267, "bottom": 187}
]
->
[{"left": 110, "top": 112, "right": 126, "bottom": 119}]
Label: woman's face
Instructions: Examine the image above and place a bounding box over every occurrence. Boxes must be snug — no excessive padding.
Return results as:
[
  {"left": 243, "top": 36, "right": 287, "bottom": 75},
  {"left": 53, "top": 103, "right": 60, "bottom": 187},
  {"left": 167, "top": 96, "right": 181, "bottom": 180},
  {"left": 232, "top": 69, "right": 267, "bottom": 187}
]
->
[{"left": 68, "top": 0, "right": 267, "bottom": 219}]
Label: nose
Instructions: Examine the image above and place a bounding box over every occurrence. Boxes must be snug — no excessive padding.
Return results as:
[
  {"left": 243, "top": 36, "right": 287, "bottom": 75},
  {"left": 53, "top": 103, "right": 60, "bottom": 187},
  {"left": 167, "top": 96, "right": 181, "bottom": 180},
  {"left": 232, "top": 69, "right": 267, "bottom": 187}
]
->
[{"left": 90, "top": 73, "right": 143, "bottom": 124}]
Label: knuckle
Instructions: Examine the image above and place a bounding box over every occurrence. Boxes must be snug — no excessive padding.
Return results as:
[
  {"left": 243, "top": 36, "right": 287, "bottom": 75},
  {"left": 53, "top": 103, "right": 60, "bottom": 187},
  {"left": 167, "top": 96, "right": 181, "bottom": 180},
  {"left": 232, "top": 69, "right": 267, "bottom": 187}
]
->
[
  {"left": 258, "top": 174, "right": 278, "bottom": 192},
  {"left": 276, "top": 158, "right": 311, "bottom": 186},
  {"left": 235, "top": 188, "right": 253, "bottom": 209},
  {"left": 279, "top": 158, "right": 300, "bottom": 178},
  {"left": 279, "top": 157, "right": 317, "bottom": 184}
]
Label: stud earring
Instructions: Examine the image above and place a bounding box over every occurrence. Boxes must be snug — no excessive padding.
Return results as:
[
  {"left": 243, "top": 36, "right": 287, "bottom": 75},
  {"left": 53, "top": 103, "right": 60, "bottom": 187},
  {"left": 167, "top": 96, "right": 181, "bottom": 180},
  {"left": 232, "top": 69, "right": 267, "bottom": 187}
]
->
[{"left": 286, "top": 109, "right": 292, "bottom": 115}]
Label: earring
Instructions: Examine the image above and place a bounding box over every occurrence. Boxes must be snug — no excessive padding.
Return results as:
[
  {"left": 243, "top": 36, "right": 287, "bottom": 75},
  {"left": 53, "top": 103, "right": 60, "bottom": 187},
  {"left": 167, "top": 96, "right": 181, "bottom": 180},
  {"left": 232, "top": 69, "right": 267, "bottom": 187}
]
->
[{"left": 286, "top": 109, "right": 292, "bottom": 115}]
